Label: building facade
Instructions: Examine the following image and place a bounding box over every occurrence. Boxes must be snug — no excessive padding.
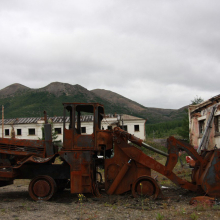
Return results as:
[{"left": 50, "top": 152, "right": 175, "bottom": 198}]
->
[
  {"left": 189, "top": 94, "right": 220, "bottom": 149},
  {"left": 0, "top": 114, "right": 146, "bottom": 142}
]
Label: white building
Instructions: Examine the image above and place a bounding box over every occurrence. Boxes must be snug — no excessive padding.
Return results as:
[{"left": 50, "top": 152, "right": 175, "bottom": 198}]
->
[{"left": 0, "top": 114, "right": 146, "bottom": 142}]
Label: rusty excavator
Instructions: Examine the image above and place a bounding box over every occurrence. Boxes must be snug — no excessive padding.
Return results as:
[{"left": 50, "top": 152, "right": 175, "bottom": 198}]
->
[{"left": 0, "top": 103, "right": 220, "bottom": 201}]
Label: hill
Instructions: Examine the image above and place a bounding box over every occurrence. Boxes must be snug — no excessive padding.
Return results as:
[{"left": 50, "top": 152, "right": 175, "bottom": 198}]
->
[
  {"left": 91, "top": 89, "right": 187, "bottom": 123},
  {"left": 0, "top": 82, "right": 187, "bottom": 123}
]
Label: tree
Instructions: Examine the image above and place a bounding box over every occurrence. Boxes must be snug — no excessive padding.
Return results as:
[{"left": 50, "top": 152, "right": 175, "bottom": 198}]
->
[
  {"left": 191, "top": 96, "right": 204, "bottom": 105},
  {"left": 177, "top": 96, "right": 204, "bottom": 141},
  {"left": 177, "top": 109, "right": 189, "bottom": 141}
]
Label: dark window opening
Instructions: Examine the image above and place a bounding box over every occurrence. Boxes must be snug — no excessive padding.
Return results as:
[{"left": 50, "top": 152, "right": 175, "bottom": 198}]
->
[
  {"left": 5, "top": 129, "right": 9, "bottom": 136},
  {"left": 199, "top": 120, "right": 205, "bottom": 134},
  {"left": 81, "top": 127, "right": 86, "bottom": 133},
  {"left": 29, "top": 128, "right": 35, "bottom": 135},
  {"left": 120, "top": 125, "right": 127, "bottom": 131},
  {"left": 107, "top": 126, "right": 112, "bottom": 130},
  {"left": 134, "top": 125, "right": 139, "bottom": 132},
  {"left": 17, "top": 129, "right": 22, "bottom": 135},
  {"left": 55, "top": 128, "right": 62, "bottom": 134},
  {"left": 214, "top": 116, "right": 219, "bottom": 133}
]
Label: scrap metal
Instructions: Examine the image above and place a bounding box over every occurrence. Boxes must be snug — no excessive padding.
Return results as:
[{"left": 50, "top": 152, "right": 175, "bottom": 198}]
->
[{"left": 0, "top": 102, "right": 220, "bottom": 201}]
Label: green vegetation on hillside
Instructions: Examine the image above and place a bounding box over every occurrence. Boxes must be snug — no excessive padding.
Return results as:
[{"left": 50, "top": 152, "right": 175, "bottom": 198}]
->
[
  {"left": 176, "top": 110, "right": 189, "bottom": 141},
  {"left": 145, "top": 120, "right": 182, "bottom": 138},
  {"left": 146, "top": 96, "right": 204, "bottom": 139},
  {"left": 0, "top": 91, "right": 140, "bottom": 119}
]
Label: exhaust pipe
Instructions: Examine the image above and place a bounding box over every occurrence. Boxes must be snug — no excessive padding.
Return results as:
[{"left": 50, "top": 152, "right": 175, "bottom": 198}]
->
[{"left": 43, "top": 111, "right": 54, "bottom": 157}]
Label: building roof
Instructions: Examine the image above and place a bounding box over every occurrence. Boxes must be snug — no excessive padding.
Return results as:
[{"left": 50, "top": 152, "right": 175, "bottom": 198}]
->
[
  {"left": 0, "top": 114, "right": 144, "bottom": 125},
  {"left": 189, "top": 94, "right": 220, "bottom": 113}
]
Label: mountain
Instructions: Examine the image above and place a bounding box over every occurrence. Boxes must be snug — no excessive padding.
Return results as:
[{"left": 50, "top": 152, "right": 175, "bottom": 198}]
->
[
  {"left": 0, "top": 82, "right": 187, "bottom": 123},
  {"left": 91, "top": 89, "right": 187, "bottom": 123},
  {"left": 0, "top": 83, "right": 30, "bottom": 98}
]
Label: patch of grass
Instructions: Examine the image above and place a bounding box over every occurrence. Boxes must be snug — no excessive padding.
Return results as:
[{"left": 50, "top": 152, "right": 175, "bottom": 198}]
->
[
  {"left": 142, "top": 140, "right": 167, "bottom": 157},
  {"left": 112, "top": 204, "right": 117, "bottom": 210},
  {"left": 104, "top": 202, "right": 111, "bottom": 207},
  {"left": 156, "top": 213, "right": 164, "bottom": 220},
  {"left": 190, "top": 212, "right": 199, "bottom": 220},
  {"left": 194, "top": 201, "right": 211, "bottom": 211},
  {"left": 212, "top": 205, "right": 220, "bottom": 210},
  {"left": 179, "top": 208, "right": 186, "bottom": 215},
  {"left": 162, "top": 203, "right": 168, "bottom": 209}
]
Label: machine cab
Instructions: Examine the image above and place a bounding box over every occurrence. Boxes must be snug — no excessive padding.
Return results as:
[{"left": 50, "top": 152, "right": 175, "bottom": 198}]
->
[{"left": 62, "top": 103, "right": 104, "bottom": 150}]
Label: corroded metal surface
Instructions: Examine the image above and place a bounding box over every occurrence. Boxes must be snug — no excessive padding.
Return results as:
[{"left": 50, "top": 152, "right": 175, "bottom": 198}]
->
[
  {"left": 189, "top": 196, "right": 215, "bottom": 207},
  {"left": 29, "top": 175, "right": 57, "bottom": 201}
]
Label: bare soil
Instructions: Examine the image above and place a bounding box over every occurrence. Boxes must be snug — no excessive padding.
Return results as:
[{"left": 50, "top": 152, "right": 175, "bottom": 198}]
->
[{"left": 0, "top": 180, "right": 220, "bottom": 220}]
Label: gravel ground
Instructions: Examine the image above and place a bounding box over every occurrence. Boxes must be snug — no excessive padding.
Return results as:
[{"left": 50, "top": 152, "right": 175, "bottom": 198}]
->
[{"left": 0, "top": 182, "right": 220, "bottom": 220}]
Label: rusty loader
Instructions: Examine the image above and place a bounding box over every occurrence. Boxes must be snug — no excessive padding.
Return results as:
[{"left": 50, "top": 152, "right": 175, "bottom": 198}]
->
[{"left": 0, "top": 103, "right": 220, "bottom": 200}]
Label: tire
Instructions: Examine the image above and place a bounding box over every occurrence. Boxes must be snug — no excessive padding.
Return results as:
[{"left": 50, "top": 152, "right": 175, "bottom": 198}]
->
[{"left": 28, "top": 175, "right": 57, "bottom": 201}]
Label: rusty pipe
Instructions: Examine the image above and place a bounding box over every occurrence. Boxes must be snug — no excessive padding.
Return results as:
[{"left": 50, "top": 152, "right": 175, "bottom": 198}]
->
[{"left": 142, "top": 142, "right": 168, "bottom": 157}]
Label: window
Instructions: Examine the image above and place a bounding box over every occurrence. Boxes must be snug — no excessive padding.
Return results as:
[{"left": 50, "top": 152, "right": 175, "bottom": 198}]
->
[
  {"left": 120, "top": 125, "right": 127, "bottom": 131},
  {"left": 81, "top": 127, "right": 86, "bottom": 133},
  {"left": 17, "top": 129, "right": 22, "bottom": 136},
  {"left": 54, "top": 128, "right": 62, "bottom": 134},
  {"left": 28, "top": 128, "right": 35, "bottom": 135},
  {"left": 214, "top": 116, "right": 220, "bottom": 133},
  {"left": 107, "top": 126, "right": 112, "bottom": 130},
  {"left": 5, "top": 129, "right": 9, "bottom": 136},
  {"left": 134, "top": 125, "right": 139, "bottom": 132},
  {"left": 199, "top": 120, "right": 205, "bottom": 134}
]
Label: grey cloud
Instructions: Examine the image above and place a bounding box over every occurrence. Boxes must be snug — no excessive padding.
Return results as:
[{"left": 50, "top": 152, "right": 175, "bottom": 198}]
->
[{"left": 0, "top": 0, "right": 219, "bottom": 108}]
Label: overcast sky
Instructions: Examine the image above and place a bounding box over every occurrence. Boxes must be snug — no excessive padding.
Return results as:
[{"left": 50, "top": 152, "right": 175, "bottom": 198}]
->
[{"left": 0, "top": 1, "right": 219, "bottom": 109}]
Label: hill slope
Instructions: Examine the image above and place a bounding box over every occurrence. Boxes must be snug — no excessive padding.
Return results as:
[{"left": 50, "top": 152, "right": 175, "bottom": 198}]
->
[
  {"left": 92, "top": 89, "right": 187, "bottom": 123},
  {"left": 0, "top": 82, "right": 187, "bottom": 123}
]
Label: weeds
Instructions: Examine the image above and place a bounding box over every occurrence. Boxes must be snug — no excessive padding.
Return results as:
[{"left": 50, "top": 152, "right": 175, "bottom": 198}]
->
[
  {"left": 190, "top": 212, "right": 198, "bottom": 220},
  {"left": 156, "top": 212, "right": 164, "bottom": 220},
  {"left": 179, "top": 208, "right": 186, "bottom": 215},
  {"left": 112, "top": 204, "right": 117, "bottom": 210},
  {"left": 193, "top": 201, "right": 211, "bottom": 211},
  {"left": 104, "top": 202, "right": 117, "bottom": 210},
  {"left": 78, "top": 194, "right": 85, "bottom": 220},
  {"left": 212, "top": 205, "right": 220, "bottom": 210},
  {"left": 162, "top": 203, "right": 168, "bottom": 209}
]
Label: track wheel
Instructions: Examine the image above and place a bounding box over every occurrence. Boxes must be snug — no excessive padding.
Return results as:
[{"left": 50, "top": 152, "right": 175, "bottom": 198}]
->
[
  {"left": 132, "top": 176, "right": 160, "bottom": 199},
  {"left": 29, "top": 175, "right": 57, "bottom": 201}
]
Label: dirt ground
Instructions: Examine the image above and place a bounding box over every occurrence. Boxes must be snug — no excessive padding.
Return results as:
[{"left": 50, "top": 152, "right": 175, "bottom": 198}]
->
[{"left": 0, "top": 180, "right": 220, "bottom": 220}]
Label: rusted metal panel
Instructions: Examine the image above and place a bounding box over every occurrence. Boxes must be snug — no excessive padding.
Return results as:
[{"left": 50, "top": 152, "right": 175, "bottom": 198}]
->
[
  {"left": 189, "top": 196, "right": 215, "bottom": 207},
  {"left": 0, "top": 137, "right": 46, "bottom": 157}
]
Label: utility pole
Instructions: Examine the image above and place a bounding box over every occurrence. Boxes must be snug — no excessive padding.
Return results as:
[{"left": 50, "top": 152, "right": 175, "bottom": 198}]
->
[{"left": 2, "top": 105, "right": 4, "bottom": 138}]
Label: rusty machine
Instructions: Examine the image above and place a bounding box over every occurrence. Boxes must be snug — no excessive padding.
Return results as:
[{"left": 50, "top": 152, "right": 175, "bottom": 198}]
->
[{"left": 0, "top": 102, "right": 220, "bottom": 200}]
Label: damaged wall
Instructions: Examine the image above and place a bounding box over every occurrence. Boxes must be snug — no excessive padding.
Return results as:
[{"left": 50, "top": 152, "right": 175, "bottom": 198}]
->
[{"left": 189, "top": 94, "right": 220, "bottom": 150}]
